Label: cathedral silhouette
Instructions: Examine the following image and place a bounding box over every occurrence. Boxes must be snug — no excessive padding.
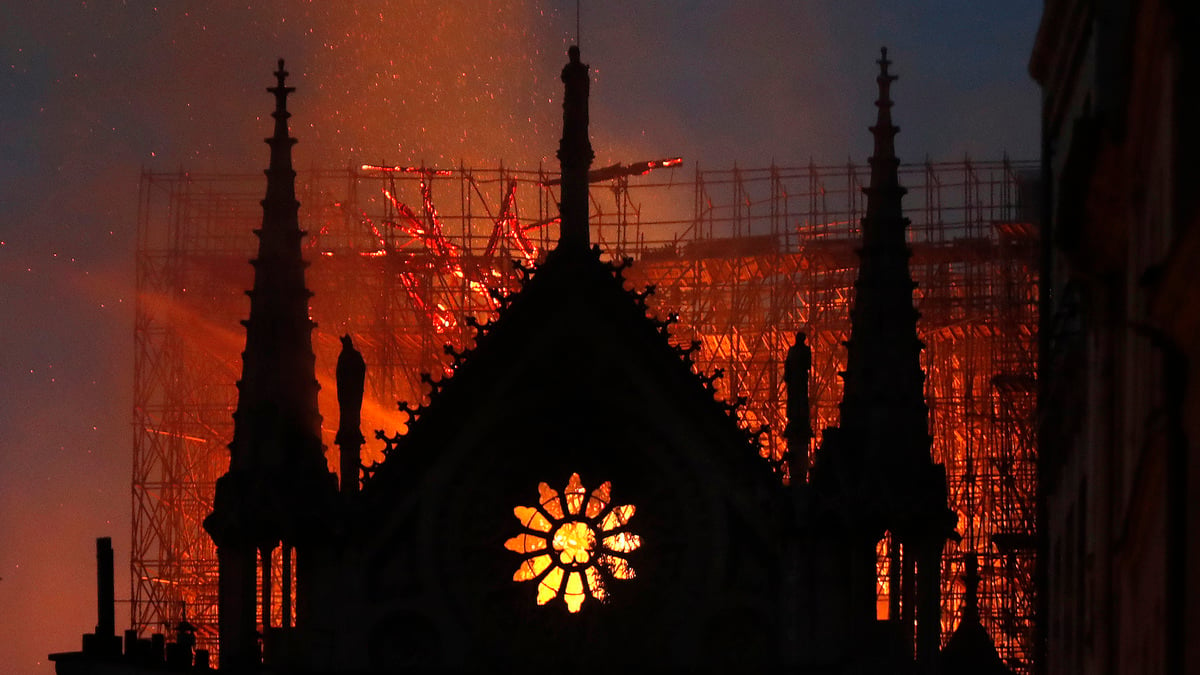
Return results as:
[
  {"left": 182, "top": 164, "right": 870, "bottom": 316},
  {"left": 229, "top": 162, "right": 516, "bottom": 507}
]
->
[{"left": 54, "top": 47, "right": 1010, "bottom": 674}]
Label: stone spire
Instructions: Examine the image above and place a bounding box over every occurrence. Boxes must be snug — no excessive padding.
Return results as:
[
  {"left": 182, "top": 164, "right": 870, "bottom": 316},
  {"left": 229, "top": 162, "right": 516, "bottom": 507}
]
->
[
  {"left": 865, "top": 47, "right": 904, "bottom": 229},
  {"left": 804, "top": 49, "right": 955, "bottom": 674},
  {"left": 836, "top": 48, "right": 953, "bottom": 672},
  {"left": 556, "top": 45, "right": 594, "bottom": 251},
  {"left": 837, "top": 47, "right": 932, "bottom": 494},
  {"left": 205, "top": 60, "right": 332, "bottom": 670},
  {"left": 229, "top": 58, "right": 323, "bottom": 475}
]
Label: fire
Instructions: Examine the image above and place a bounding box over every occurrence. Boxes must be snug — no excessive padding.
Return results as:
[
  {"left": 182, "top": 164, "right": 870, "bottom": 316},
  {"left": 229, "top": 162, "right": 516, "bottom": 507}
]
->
[
  {"left": 360, "top": 164, "right": 453, "bottom": 177},
  {"left": 134, "top": 159, "right": 1037, "bottom": 668}
]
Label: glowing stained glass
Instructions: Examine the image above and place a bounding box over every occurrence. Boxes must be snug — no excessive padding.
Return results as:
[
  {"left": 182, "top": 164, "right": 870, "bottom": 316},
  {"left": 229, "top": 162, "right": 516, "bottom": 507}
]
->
[
  {"left": 538, "top": 567, "right": 564, "bottom": 605},
  {"left": 552, "top": 521, "right": 595, "bottom": 565},
  {"left": 585, "top": 482, "right": 611, "bottom": 518},
  {"left": 598, "top": 554, "right": 636, "bottom": 580},
  {"left": 602, "top": 532, "right": 641, "bottom": 554},
  {"left": 564, "top": 473, "right": 586, "bottom": 515},
  {"left": 514, "top": 505, "right": 551, "bottom": 532},
  {"left": 563, "top": 572, "right": 586, "bottom": 613},
  {"left": 514, "top": 554, "right": 552, "bottom": 582},
  {"left": 538, "top": 482, "right": 565, "bottom": 519},
  {"left": 504, "top": 533, "right": 547, "bottom": 554},
  {"left": 507, "top": 473, "right": 641, "bottom": 613},
  {"left": 585, "top": 565, "right": 607, "bottom": 601},
  {"left": 599, "top": 504, "right": 635, "bottom": 532}
]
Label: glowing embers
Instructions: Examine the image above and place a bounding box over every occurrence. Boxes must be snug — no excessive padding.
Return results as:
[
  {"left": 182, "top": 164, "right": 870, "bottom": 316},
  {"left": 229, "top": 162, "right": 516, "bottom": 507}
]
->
[{"left": 505, "top": 473, "right": 641, "bottom": 613}]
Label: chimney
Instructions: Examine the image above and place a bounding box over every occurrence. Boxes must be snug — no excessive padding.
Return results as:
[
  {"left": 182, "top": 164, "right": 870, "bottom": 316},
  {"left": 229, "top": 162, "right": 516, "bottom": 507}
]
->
[
  {"left": 96, "top": 537, "right": 115, "bottom": 639},
  {"left": 80, "top": 537, "right": 121, "bottom": 657}
]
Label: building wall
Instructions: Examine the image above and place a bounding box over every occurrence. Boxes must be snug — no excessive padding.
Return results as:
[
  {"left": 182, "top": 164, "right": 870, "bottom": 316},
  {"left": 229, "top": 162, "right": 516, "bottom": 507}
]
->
[{"left": 1032, "top": 1, "right": 1199, "bottom": 674}]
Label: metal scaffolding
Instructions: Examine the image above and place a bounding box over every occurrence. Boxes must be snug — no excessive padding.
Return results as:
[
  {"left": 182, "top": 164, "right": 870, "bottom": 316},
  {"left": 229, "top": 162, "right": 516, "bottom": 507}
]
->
[{"left": 132, "top": 158, "right": 1037, "bottom": 671}]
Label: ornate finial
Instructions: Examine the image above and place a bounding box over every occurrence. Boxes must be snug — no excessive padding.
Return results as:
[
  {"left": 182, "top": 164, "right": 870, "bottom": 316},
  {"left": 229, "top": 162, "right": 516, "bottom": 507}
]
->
[
  {"left": 269, "top": 58, "right": 295, "bottom": 119},
  {"left": 556, "top": 45, "right": 594, "bottom": 250},
  {"left": 962, "top": 552, "right": 980, "bottom": 621},
  {"left": 877, "top": 46, "right": 895, "bottom": 83},
  {"left": 264, "top": 59, "right": 297, "bottom": 174},
  {"left": 867, "top": 46, "right": 900, "bottom": 185}
]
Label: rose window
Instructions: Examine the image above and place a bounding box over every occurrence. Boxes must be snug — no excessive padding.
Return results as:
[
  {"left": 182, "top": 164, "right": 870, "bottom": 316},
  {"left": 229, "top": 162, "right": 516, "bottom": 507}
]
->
[{"left": 505, "top": 473, "right": 641, "bottom": 612}]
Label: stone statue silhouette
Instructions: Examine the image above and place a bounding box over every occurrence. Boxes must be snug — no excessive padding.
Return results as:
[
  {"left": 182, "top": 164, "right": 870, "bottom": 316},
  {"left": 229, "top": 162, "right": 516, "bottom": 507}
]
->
[
  {"left": 784, "top": 331, "right": 813, "bottom": 476},
  {"left": 336, "top": 334, "right": 366, "bottom": 493}
]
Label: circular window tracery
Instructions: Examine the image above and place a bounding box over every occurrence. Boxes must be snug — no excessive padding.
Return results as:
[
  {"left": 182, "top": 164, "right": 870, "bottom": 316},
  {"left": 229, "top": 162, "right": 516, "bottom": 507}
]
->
[{"left": 505, "top": 473, "right": 641, "bottom": 612}]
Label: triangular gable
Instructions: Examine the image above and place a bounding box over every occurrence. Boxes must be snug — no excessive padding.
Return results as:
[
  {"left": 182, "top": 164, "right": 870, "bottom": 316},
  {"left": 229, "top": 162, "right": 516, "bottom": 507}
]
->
[
  {"left": 351, "top": 246, "right": 781, "bottom": 667},
  {"left": 364, "top": 246, "right": 774, "bottom": 500}
]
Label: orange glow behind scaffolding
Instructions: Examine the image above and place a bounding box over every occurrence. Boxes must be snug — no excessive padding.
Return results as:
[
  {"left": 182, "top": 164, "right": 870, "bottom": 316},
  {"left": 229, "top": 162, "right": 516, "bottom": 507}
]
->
[{"left": 132, "top": 158, "right": 1037, "bottom": 672}]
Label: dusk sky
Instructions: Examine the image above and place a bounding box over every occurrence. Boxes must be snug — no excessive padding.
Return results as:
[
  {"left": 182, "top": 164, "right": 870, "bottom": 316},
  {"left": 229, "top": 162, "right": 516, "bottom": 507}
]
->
[{"left": 0, "top": 2, "right": 1040, "bottom": 672}]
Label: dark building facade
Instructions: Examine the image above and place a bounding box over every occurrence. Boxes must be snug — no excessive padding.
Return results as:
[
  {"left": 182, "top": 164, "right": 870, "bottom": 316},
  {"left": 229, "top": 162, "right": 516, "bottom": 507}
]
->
[
  {"left": 53, "top": 47, "right": 1016, "bottom": 674},
  {"left": 1032, "top": 1, "right": 1200, "bottom": 674}
]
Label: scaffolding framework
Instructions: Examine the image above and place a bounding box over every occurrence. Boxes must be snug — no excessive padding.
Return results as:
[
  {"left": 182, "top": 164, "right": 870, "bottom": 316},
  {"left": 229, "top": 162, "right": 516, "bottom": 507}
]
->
[{"left": 132, "top": 158, "right": 1038, "bottom": 670}]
